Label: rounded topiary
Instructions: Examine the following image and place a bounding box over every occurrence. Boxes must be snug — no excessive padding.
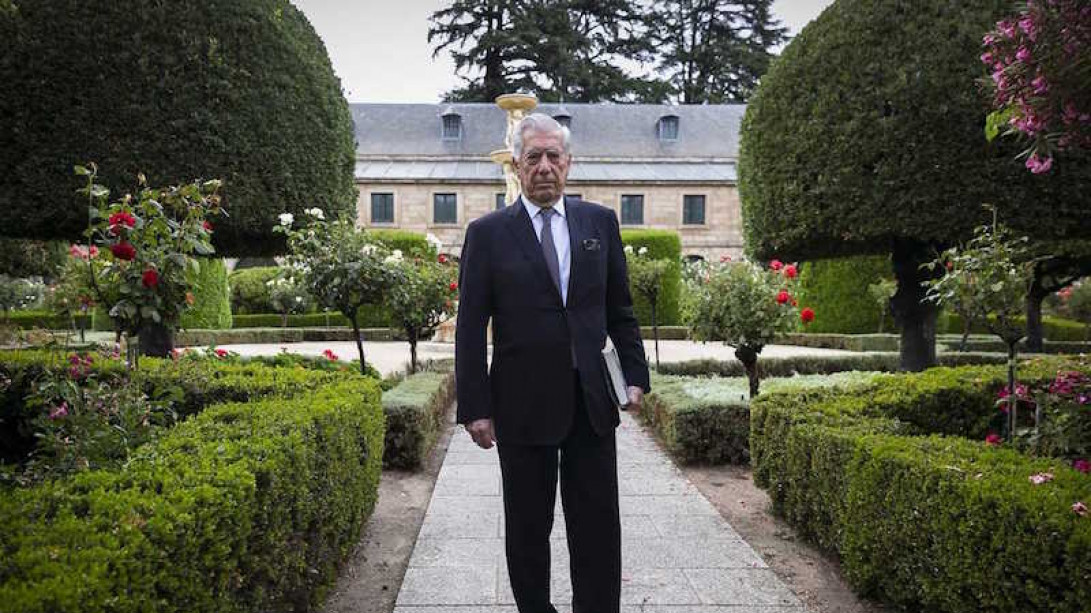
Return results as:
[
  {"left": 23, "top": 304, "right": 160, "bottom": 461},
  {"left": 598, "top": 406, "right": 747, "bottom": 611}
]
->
[
  {"left": 797, "top": 255, "right": 895, "bottom": 334},
  {"left": 621, "top": 230, "right": 682, "bottom": 326},
  {"left": 738, "top": 0, "right": 1091, "bottom": 369},
  {"left": 181, "top": 258, "right": 232, "bottom": 330},
  {"left": 0, "top": 0, "right": 356, "bottom": 257},
  {"left": 229, "top": 266, "right": 281, "bottom": 315}
]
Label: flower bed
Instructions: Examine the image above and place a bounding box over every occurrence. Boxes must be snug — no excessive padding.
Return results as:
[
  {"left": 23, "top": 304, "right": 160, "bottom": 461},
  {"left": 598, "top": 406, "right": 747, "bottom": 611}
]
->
[
  {"left": 642, "top": 371, "right": 879, "bottom": 464},
  {"left": 173, "top": 326, "right": 400, "bottom": 347},
  {"left": 749, "top": 357, "right": 1091, "bottom": 613},
  {"left": 778, "top": 331, "right": 1091, "bottom": 354},
  {"left": 381, "top": 370, "right": 455, "bottom": 469},
  {"left": 0, "top": 351, "right": 385, "bottom": 613}
]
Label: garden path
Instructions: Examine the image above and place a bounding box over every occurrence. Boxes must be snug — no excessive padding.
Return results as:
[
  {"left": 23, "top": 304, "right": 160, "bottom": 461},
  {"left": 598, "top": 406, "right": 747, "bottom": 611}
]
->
[{"left": 391, "top": 409, "right": 806, "bottom": 613}]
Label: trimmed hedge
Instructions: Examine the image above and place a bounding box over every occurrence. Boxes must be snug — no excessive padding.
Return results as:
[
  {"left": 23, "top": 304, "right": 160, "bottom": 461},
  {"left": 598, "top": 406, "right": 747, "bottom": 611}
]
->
[
  {"left": 0, "top": 0, "right": 357, "bottom": 256},
  {"left": 174, "top": 327, "right": 400, "bottom": 347},
  {"left": 945, "top": 312, "right": 1090, "bottom": 342},
  {"left": 658, "top": 351, "right": 1011, "bottom": 379},
  {"left": 750, "top": 358, "right": 1091, "bottom": 613},
  {"left": 796, "top": 255, "right": 895, "bottom": 333},
  {"left": 620, "top": 229, "right": 681, "bottom": 326},
  {"left": 779, "top": 332, "right": 1091, "bottom": 354},
  {"left": 229, "top": 266, "right": 281, "bottom": 315},
  {"left": 370, "top": 229, "right": 435, "bottom": 260},
  {"left": 0, "top": 352, "right": 385, "bottom": 612},
  {"left": 232, "top": 311, "right": 391, "bottom": 329},
  {"left": 180, "top": 258, "right": 232, "bottom": 330},
  {"left": 381, "top": 371, "right": 455, "bottom": 469},
  {"left": 643, "top": 371, "right": 879, "bottom": 465},
  {"left": 1, "top": 310, "right": 82, "bottom": 330}
]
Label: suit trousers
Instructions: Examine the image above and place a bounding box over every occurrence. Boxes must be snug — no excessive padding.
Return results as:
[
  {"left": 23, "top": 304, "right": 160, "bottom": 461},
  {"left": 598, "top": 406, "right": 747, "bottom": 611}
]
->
[{"left": 497, "top": 371, "right": 621, "bottom": 613}]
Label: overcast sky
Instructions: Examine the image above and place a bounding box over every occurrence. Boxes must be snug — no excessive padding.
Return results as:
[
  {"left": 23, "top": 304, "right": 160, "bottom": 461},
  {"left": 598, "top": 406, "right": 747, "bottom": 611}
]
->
[{"left": 292, "top": 0, "right": 835, "bottom": 103}]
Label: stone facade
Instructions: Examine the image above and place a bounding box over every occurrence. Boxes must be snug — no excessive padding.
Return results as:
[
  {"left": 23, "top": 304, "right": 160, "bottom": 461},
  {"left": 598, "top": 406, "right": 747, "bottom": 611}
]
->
[{"left": 355, "top": 180, "right": 743, "bottom": 261}]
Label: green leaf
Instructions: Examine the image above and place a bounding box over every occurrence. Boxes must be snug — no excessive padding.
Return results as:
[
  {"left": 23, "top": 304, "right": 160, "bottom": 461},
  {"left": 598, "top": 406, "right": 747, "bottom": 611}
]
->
[{"left": 74, "top": 165, "right": 90, "bottom": 176}]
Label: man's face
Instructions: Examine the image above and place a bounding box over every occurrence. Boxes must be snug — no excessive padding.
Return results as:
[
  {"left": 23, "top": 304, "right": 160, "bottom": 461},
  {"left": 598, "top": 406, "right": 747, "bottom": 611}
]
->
[{"left": 514, "top": 129, "right": 571, "bottom": 207}]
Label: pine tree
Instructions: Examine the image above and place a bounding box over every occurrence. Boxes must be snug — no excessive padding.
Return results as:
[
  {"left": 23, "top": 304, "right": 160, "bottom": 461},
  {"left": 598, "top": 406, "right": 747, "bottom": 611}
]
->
[{"left": 648, "top": 0, "right": 787, "bottom": 103}]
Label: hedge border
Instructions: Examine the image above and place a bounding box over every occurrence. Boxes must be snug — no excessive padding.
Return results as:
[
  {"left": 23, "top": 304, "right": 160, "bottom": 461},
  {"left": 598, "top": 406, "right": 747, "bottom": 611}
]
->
[
  {"left": 0, "top": 351, "right": 385, "bottom": 613},
  {"left": 381, "top": 371, "right": 455, "bottom": 469},
  {"left": 749, "top": 358, "right": 1091, "bottom": 613}
]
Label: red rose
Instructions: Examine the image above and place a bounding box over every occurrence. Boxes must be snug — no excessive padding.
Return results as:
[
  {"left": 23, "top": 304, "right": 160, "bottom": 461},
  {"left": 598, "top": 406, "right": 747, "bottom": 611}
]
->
[
  {"left": 784, "top": 264, "right": 798, "bottom": 279},
  {"left": 800, "top": 307, "right": 816, "bottom": 324},
  {"left": 108, "top": 211, "right": 136, "bottom": 234},
  {"left": 214, "top": 348, "right": 228, "bottom": 358},
  {"left": 770, "top": 259, "right": 784, "bottom": 271},
  {"left": 945, "top": 261, "right": 953, "bottom": 271},
  {"left": 985, "top": 433, "right": 1002, "bottom": 446},
  {"left": 438, "top": 254, "right": 448, "bottom": 264},
  {"left": 203, "top": 220, "right": 213, "bottom": 232},
  {"left": 111, "top": 242, "right": 137, "bottom": 261},
  {"left": 1074, "top": 459, "right": 1091, "bottom": 474},
  {"left": 449, "top": 282, "right": 458, "bottom": 291},
  {"left": 776, "top": 290, "right": 790, "bottom": 305},
  {"left": 142, "top": 268, "right": 159, "bottom": 288}
]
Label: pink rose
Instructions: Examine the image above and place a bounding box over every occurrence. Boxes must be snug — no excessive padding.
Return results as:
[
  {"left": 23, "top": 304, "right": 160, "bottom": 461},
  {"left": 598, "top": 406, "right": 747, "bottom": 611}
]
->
[
  {"left": 1029, "top": 472, "right": 1054, "bottom": 485},
  {"left": 1074, "top": 501, "right": 1088, "bottom": 517},
  {"left": 49, "top": 402, "right": 69, "bottom": 420},
  {"left": 985, "top": 433, "right": 1003, "bottom": 446},
  {"left": 1016, "top": 47, "right": 1031, "bottom": 62},
  {"left": 1025, "top": 154, "right": 1053, "bottom": 174},
  {"left": 1073, "top": 459, "right": 1090, "bottom": 474}
]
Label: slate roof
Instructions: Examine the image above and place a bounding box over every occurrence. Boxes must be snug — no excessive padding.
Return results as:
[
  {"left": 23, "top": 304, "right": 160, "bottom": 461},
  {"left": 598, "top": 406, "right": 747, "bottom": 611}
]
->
[{"left": 350, "top": 102, "right": 745, "bottom": 160}]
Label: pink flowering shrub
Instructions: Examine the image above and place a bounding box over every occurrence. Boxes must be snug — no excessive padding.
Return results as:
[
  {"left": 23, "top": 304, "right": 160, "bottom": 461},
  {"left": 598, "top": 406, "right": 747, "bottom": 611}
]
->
[{"left": 982, "top": 0, "right": 1091, "bottom": 172}]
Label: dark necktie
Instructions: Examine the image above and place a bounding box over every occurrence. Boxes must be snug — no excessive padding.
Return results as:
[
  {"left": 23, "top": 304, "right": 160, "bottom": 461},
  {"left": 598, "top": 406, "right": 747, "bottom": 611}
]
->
[
  {"left": 538, "top": 207, "right": 577, "bottom": 367},
  {"left": 538, "top": 207, "right": 562, "bottom": 299}
]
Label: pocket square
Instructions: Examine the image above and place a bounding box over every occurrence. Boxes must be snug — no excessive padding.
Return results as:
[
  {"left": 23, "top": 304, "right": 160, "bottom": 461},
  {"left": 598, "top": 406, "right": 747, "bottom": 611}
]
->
[{"left": 582, "top": 238, "right": 601, "bottom": 251}]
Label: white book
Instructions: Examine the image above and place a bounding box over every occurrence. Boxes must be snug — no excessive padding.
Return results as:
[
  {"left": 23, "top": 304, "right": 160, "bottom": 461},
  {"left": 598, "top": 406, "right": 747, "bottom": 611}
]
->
[{"left": 601, "top": 338, "right": 629, "bottom": 407}]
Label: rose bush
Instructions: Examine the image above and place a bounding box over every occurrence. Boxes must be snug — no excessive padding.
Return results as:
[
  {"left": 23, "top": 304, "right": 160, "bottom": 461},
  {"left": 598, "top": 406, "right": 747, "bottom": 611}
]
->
[
  {"left": 687, "top": 258, "right": 814, "bottom": 396},
  {"left": 625, "top": 244, "right": 672, "bottom": 368},
  {"left": 385, "top": 250, "right": 459, "bottom": 373}
]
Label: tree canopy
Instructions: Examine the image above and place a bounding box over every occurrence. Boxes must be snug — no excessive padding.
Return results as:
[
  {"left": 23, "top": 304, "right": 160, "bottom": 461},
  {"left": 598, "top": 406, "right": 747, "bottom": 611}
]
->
[
  {"left": 738, "top": 0, "right": 1090, "bottom": 263},
  {"left": 0, "top": 0, "right": 357, "bottom": 257},
  {"left": 428, "top": 0, "right": 784, "bottom": 103}
]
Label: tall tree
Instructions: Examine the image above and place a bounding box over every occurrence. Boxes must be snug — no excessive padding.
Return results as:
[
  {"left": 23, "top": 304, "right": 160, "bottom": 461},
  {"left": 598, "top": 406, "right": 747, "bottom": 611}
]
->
[
  {"left": 429, "top": 0, "right": 661, "bottom": 102},
  {"left": 647, "top": 0, "right": 787, "bottom": 103}
]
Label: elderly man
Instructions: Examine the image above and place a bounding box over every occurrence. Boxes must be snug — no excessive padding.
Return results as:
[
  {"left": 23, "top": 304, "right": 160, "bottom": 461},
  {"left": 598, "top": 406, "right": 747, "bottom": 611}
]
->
[{"left": 455, "top": 113, "right": 651, "bottom": 613}]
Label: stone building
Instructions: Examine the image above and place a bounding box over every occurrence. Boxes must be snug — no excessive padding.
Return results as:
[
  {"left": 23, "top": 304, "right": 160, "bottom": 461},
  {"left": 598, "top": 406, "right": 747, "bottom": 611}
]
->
[{"left": 351, "top": 102, "right": 744, "bottom": 260}]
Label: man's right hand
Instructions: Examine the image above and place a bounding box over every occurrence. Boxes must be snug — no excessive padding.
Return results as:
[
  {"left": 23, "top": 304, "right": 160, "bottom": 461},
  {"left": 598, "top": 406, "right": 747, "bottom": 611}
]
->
[{"left": 465, "top": 418, "right": 496, "bottom": 449}]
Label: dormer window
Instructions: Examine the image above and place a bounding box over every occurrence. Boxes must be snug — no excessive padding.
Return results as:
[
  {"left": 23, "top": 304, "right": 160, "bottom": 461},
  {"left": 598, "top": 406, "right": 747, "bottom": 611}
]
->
[
  {"left": 657, "top": 114, "right": 679, "bottom": 141},
  {"left": 441, "top": 108, "right": 462, "bottom": 141},
  {"left": 553, "top": 106, "right": 572, "bottom": 129}
]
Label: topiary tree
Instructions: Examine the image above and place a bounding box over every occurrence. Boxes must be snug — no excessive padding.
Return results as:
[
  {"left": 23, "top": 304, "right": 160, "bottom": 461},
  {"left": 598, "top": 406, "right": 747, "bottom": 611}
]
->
[
  {"left": 385, "top": 255, "right": 459, "bottom": 374},
  {"left": 229, "top": 266, "right": 281, "bottom": 315},
  {"left": 0, "top": 0, "right": 356, "bottom": 256},
  {"left": 738, "top": 0, "right": 1091, "bottom": 371},
  {"left": 625, "top": 245, "right": 672, "bottom": 368}
]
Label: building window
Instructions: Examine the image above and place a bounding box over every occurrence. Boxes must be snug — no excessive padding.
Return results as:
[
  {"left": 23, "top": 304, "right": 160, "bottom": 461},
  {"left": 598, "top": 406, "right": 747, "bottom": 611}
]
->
[
  {"left": 682, "top": 194, "right": 706, "bottom": 225},
  {"left": 370, "top": 193, "right": 394, "bottom": 224},
  {"left": 441, "top": 113, "right": 462, "bottom": 140},
  {"left": 657, "top": 115, "right": 679, "bottom": 141},
  {"left": 433, "top": 193, "right": 458, "bottom": 224},
  {"left": 495, "top": 193, "right": 507, "bottom": 210},
  {"left": 554, "top": 114, "right": 571, "bottom": 128},
  {"left": 620, "top": 195, "right": 644, "bottom": 225}
]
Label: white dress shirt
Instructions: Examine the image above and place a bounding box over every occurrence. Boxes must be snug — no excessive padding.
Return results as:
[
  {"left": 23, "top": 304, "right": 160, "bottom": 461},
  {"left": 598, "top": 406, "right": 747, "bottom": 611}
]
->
[{"left": 522, "top": 194, "right": 571, "bottom": 306}]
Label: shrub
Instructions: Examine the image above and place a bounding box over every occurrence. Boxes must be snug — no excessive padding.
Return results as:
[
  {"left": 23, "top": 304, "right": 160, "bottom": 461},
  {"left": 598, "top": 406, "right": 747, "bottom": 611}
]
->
[
  {"left": 370, "top": 230, "right": 436, "bottom": 261},
  {"left": 231, "top": 310, "right": 391, "bottom": 329},
  {"left": 382, "top": 371, "right": 455, "bottom": 469},
  {"left": 180, "top": 258, "right": 232, "bottom": 330},
  {"left": 945, "top": 312, "right": 1090, "bottom": 342},
  {"left": 658, "top": 352, "right": 1011, "bottom": 378},
  {"left": 797, "top": 255, "right": 895, "bottom": 333},
  {"left": 0, "top": 0, "right": 356, "bottom": 256},
  {"left": 229, "top": 266, "right": 280, "bottom": 315},
  {"left": 0, "top": 351, "right": 385, "bottom": 613},
  {"left": 620, "top": 230, "right": 681, "bottom": 326},
  {"left": 0, "top": 239, "right": 67, "bottom": 279},
  {"left": 749, "top": 357, "right": 1091, "bottom": 613},
  {"left": 643, "top": 371, "right": 879, "bottom": 464}
]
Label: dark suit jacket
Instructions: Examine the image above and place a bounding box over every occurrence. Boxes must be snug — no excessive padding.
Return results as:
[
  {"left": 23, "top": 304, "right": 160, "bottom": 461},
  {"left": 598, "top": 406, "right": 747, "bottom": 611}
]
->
[{"left": 455, "top": 195, "right": 651, "bottom": 445}]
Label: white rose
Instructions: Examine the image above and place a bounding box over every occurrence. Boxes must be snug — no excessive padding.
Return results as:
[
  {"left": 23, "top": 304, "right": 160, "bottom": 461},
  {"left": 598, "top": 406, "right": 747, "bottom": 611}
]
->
[
  {"left": 392, "top": 249, "right": 403, "bottom": 259},
  {"left": 295, "top": 296, "right": 303, "bottom": 303},
  {"left": 624, "top": 245, "right": 634, "bottom": 254},
  {"left": 306, "top": 207, "right": 325, "bottom": 220},
  {"left": 361, "top": 244, "right": 378, "bottom": 255},
  {"left": 638, "top": 246, "right": 648, "bottom": 255},
  {"left": 278, "top": 213, "right": 294, "bottom": 227},
  {"left": 426, "top": 233, "right": 443, "bottom": 249}
]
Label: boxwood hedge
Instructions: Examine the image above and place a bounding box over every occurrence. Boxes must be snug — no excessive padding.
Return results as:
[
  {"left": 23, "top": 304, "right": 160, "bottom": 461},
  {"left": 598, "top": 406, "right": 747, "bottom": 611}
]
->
[
  {"left": 179, "top": 258, "right": 232, "bottom": 330},
  {"left": 657, "top": 351, "right": 1010, "bottom": 379},
  {"left": 0, "top": 351, "right": 385, "bottom": 612},
  {"left": 796, "top": 255, "right": 895, "bottom": 334},
  {"left": 750, "top": 358, "right": 1091, "bottom": 613},
  {"left": 381, "top": 371, "right": 455, "bottom": 469}
]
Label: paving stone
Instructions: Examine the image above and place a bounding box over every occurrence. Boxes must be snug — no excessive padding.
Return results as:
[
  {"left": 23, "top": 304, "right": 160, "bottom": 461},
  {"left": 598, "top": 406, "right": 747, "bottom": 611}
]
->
[
  {"left": 619, "top": 494, "right": 719, "bottom": 516},
  {"left": 619, "top": 607, "right": 802, "bottom": 613},
  {"left": 433, "top": 476, "right": 501, "bottom": 496},
  {"left": 685, "top": 569, "right": 802, "bottom": 607},
  {"left": 409, "top": 537, "right": 503, "bottom": 568},
  {"left": 620, "top": 477, "right": 701, "bottom": 496},
  {"left": 419, "top": 511, "right": 500, "bottom": 538},
  {"left": 652, "top": 514, "right": 742, "bottom": 540},
  {"left": 426, "top": 495, "right": 504, "bottom": 515},
  {"left": 394, "top": 607, "right": 521, "bottom": 613},
  {"left": 438, "top": 464, "right": 501, "bottom": 481},
  {"left": 396, "top": 566, "right": 497, "bottom": 605},
  {"left": 442, "top": 451, "right": 499, "bottom": 465}
]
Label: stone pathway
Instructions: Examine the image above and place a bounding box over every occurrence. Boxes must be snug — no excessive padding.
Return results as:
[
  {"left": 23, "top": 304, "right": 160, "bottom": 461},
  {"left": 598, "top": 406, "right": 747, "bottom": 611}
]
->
[{"left": 392, "top": 411, "right": 806, "bottom": 613}]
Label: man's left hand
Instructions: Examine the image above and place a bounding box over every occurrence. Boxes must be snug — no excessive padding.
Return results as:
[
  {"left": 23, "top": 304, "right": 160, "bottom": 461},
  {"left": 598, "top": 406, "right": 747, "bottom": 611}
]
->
[{"left": 625, "top": 386, "right": 644, "bottom": 412}]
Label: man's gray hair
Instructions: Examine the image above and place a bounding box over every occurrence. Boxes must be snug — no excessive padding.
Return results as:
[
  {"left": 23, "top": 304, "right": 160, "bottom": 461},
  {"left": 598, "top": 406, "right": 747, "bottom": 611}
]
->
[{"left": 512, "top": 113, "right": 571, "bottom": 158}]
